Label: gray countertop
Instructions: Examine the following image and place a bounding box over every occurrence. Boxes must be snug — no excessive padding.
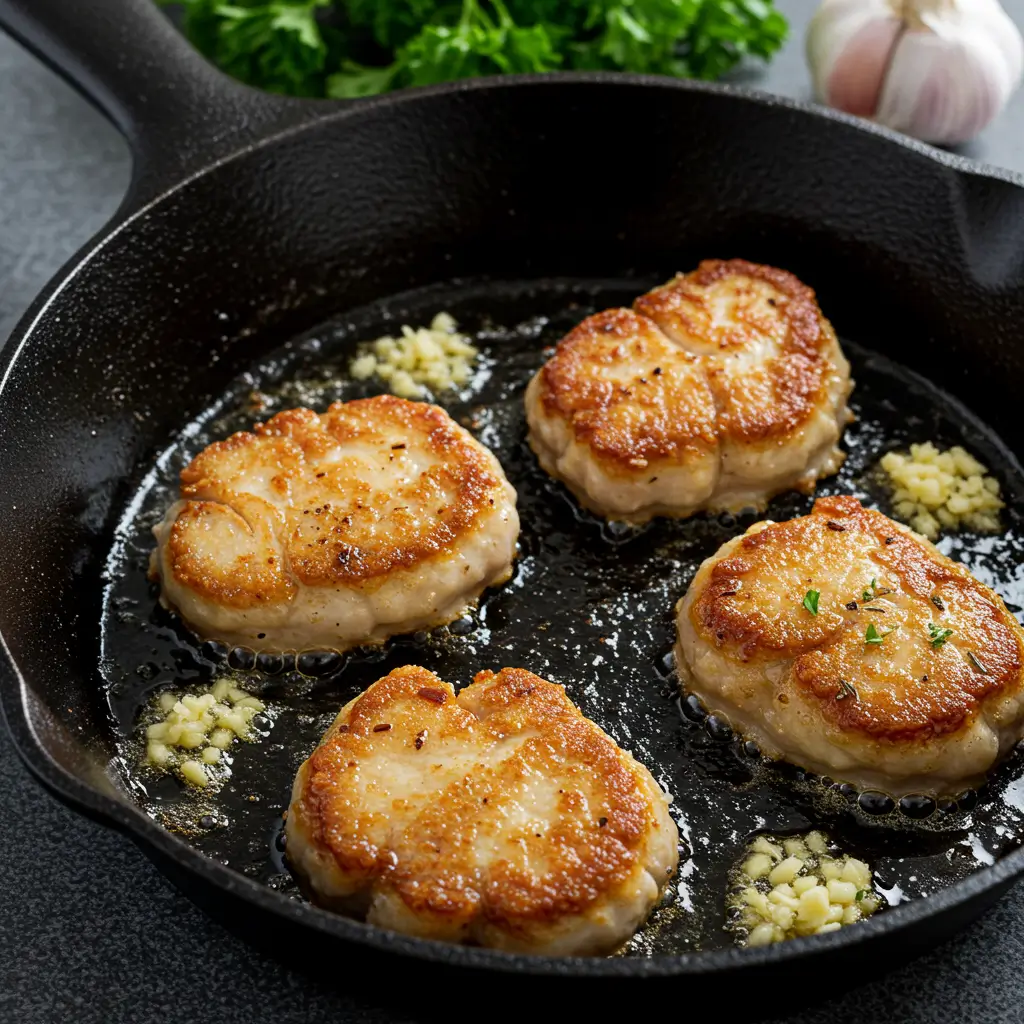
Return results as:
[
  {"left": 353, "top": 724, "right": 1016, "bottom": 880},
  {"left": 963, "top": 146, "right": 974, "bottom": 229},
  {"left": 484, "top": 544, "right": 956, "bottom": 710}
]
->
[{"left": 3, "top": 3, "right": 1024, "bottom": 1020}]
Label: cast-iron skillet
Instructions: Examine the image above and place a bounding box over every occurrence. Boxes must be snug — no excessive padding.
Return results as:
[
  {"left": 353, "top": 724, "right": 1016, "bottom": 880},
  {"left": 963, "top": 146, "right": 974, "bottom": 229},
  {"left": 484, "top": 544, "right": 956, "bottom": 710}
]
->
[{"left": 5, "top": 0, "right": 1024, "bottom": 1004}]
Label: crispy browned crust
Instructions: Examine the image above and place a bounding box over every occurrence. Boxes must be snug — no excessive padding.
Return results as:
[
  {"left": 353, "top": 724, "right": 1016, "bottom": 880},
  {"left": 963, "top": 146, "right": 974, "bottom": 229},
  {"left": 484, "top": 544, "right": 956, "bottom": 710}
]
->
[
  {"left": 636, "top": 260, "right": 837, "bottom": 445},
  {"left": 167, "top": 499, "right": 296, "bottom": 608},
  {"left": 298, "top": 665, "right": 665, "bottom": 929},
  {"left": 165, "top": 395, "right": 507, "bottom": 608},
  {"left": 690, "top": 496, "right": 1024, "bottom": 742},
  {"left": 535, "top": 260, "right": 842, "bottom": 471},
  {"left": 536, "top": 307, "right": 719, "bottom": 471}
]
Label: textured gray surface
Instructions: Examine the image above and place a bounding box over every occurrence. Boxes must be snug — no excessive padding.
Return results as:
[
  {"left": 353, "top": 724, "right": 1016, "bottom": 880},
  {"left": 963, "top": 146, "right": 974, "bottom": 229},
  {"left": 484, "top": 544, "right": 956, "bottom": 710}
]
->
[{"left": 4, "top": 2, "right": 1024, "bottom": 1020}]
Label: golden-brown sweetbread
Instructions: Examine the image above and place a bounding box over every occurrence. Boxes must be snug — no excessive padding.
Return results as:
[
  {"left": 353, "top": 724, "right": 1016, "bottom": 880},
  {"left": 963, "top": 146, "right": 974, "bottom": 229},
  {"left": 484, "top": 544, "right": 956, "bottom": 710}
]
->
[
  {"left": 150, "top": 395, "right": 518, "bottom": 651},
  {"left": 675, "top": 495, "right": 1024, "bottom": 796},
  {"left": 526, "top": 260, "right": 851, "bottom": 522},
  {"left": 286, "top": 665, "right": 678, "bottom": 955}
]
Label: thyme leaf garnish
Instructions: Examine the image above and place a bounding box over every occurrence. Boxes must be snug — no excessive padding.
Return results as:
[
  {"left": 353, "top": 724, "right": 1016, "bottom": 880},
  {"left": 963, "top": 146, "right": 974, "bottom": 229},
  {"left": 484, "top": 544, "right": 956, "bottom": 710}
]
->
[
  {"left": 865, "top": 623, "right": 897, "bottom": 645},
  {"left": 927, "top": 622, "right": 954, "bottom": 648}
]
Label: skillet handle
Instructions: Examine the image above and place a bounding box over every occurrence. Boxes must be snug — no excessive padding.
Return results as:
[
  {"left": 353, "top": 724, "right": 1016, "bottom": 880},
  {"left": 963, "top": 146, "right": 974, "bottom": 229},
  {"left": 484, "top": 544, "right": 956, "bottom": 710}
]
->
[{"left": 0, "top": 0, "right": 320, "bottom": 207}]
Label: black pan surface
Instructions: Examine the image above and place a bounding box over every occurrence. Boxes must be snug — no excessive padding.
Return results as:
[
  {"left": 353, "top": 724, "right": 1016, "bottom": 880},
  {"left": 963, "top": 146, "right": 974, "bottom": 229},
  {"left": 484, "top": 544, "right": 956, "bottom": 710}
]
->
[
  {"left": 5, "top": 0, "right": 1024, "bottom": 987},
  {"left": 103, "top": 276, "right": 1024, "bottom": 958}
]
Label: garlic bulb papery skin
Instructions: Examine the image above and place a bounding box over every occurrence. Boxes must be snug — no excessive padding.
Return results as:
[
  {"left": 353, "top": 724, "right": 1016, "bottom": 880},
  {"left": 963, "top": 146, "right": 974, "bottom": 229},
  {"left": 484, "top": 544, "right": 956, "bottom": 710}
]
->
[{"left": 807, "top": 0, "right": 1024, "bottom": 144}]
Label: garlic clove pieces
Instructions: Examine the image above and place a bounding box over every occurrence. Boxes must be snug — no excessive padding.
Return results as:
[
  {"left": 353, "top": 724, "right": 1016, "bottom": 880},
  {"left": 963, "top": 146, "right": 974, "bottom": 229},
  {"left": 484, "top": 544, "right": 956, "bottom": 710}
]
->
[
  {"left": 807, "top": 0, "right": 1024, "bottom": 145},
  {"left": 830, "top": 19, "right": 904, "bottom": 117},
  {"left": 879, "top": 26, "right": 1019, "bottom": 144},
  {"left": 918, "top": 0, "right": 1024, "bottom": 79},
  {"left": 808, "top": 0, "right": 903, "bottom": 116}
]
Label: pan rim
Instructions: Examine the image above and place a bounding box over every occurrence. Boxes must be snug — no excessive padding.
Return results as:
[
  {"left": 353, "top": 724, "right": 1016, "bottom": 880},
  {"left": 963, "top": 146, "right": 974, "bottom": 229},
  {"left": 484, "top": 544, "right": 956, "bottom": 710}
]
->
[
  {"left": 4, "top": 70, "right": 1023, "bottom": 399},
  {"left": 3, "top": 70, "right": 1024, "bottom": 977}
]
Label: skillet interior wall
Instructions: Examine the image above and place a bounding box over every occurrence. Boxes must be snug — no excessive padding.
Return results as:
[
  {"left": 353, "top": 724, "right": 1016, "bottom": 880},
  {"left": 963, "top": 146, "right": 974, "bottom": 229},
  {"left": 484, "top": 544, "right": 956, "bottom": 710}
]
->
[{"left": 1, "top": 80, "right": 1024, "bottom": 783}]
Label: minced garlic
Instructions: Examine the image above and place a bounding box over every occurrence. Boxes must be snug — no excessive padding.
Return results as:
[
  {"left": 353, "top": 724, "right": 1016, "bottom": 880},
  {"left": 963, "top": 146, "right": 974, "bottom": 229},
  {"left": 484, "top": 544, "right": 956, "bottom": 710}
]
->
[
  {"left": 879, "top": 442, "right": 1003, "bottom": 540},
  {"left": 726, "top": 832, "right": 881, "bottom": 947},
  {"left": 350, "top": 312, "right": 478, "bottom": 399},
  {"left": 143, "top": 678, "right": 265, "bottom": 788}
]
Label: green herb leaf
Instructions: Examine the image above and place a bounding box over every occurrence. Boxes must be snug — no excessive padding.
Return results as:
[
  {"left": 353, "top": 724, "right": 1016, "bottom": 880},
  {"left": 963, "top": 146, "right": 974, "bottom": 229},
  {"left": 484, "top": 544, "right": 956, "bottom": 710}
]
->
[
  {"left": 862, "top": 577, "right": 877, "bottom": 602},
  {"left": 168, "top": 0, "right": 333, "bottom": 96},
  {"left": 927, "top": 622, "right": 954, "bottom": 648},
  {"left": 855, "top": 889, "right": 867, "bottom": 901},
  {"left": 865, "top": 622, "right": 896, "bottom": 645},
  {"left": 327, "top": 60, "right": 397, "bottom": 97},
  {"left": 163, "top": 0, "right": 789, "bottom": 97},
  {"left": 344, "top": 0, "right": 443, "bottom": 50},
  {"left": 803, "top": 589, "right": 820, "bottom": 616}
]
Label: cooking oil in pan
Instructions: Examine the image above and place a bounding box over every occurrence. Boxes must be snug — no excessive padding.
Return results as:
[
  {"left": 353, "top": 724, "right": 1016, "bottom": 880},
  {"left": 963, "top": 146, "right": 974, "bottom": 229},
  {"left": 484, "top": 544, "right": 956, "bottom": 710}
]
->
[{"left": 100, "top": 277, "right": 1024, "bottom": 956}]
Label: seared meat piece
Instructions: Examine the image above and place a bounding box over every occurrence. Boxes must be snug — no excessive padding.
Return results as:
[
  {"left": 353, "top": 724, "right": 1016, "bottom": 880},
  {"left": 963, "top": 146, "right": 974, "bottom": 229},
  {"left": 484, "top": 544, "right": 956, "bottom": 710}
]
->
[
  {"left": 675, "top": 496, "right": 1024, "bottom": 796},
  {"left": 526, "top": 260, "right": 851, "bottom": 522},
  {"left": 151, "top": 395, "right": 518, "bottom": 651},
  {"left": 286, "top": 665, "right": 678, "bottom": 954}
]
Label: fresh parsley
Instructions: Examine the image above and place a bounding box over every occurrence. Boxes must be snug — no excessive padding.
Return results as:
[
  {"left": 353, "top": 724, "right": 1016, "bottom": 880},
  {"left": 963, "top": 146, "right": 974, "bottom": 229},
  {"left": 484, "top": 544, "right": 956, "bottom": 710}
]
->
[
  {"left": 162, "top": 0, "right": 789, "bottom": 97},
  {"left": 855, "top": 889, "right": 867, "bottom": 901},
  {"left": 865, "top": 622, "right": 896, "bottom": 645},
  {"left": 803, "top": 589, "right": 820, "bottom": 616},
  {"left": 174, "top": 0, "right": 334, "bottom": 96},
  {"left": 927, "top": 622, "right": 954, "bottom": 648}
]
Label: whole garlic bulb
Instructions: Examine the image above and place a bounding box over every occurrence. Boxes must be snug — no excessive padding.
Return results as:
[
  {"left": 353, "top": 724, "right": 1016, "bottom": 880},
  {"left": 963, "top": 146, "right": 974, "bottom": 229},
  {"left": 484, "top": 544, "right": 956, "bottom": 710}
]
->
[{"left": 807, "top": 0, "right": 1024, "bottom": 144}]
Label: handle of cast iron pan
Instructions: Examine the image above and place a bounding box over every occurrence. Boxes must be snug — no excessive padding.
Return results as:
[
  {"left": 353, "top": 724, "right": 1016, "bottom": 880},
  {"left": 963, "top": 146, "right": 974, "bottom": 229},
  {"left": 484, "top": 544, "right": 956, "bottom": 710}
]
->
[{"left": 0, "top": 0, "right": 329, "bottom": 210}]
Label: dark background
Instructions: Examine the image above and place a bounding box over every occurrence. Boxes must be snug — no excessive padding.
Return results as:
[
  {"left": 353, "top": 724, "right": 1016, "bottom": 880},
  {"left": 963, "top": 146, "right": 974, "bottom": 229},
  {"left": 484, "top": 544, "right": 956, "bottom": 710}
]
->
[{"left": 3, "top": 1, "right": 1024, "bottom": 1019}]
